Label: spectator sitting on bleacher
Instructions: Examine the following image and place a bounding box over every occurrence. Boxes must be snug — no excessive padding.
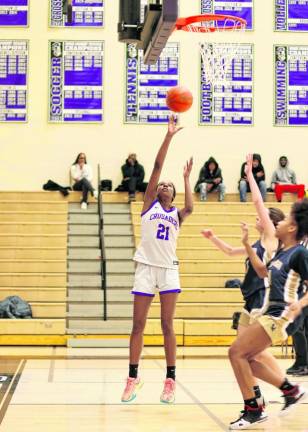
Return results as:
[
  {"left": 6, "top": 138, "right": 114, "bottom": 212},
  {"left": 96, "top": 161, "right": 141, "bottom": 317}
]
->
[
  {"left": 239, "top": 153, "right": 266, "bottom": 202},
  {"left": 271, "top": 156, "right": 305, "bottom": 202},
  {"left": 71, "top": 153, "right": 98, "bottom": 211},
  {"left": 194, "top": 157, "right": 225, "bottom": 202},
  {"left": 115, "top": 153, "right": 146, "bottom": 202}
]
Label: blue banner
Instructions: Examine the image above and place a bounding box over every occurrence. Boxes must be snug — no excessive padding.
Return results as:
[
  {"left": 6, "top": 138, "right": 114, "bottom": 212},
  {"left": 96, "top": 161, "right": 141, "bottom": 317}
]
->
[
  {"left": 0, "top": 40, "right": 28, "bottom": 122},
  {"left": 125, "top": 42, "right": 179, "bottom": 124},
  {"left": 50, "top": 0, "right": 103, "bottom": 27},
  {"left": 49, "top": 40, "right": 104, "bottom": 123},
  {"left": 200, "top": 44, "right": 253, "bottom": 125},
  {"left": 275, "top": 0, "right": 308, "bottom": 31},
  {"left": 274, "top": 45, "right": 308, "bottom": 126},
  {"left": 201, "top": 0, "right": 253, "bottom": 30},
  {"left": 0, "top": 0, "right": 28, "bottom": 26}
]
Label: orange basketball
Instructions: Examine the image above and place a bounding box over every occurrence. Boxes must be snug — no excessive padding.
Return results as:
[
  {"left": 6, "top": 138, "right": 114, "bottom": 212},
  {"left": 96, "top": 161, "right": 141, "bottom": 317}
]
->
[{"left": 166, "top": 86, "right": 193, "bottom": 113}]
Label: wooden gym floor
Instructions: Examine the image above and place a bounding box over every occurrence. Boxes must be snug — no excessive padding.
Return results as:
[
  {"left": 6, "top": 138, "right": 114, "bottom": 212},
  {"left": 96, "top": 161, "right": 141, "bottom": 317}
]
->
[{"left": 0, "top": 348, "right": 306, "bottom": 431}]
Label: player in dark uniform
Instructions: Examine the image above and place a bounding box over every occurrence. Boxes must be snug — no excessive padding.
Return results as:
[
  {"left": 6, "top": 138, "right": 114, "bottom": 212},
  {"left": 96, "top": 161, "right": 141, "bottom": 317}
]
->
[
  {"left": 202, "top": 155, "right": 285, "bottom": 417},
  {"left": 229, "top": 198, "right": 308, "bottom": 430}
]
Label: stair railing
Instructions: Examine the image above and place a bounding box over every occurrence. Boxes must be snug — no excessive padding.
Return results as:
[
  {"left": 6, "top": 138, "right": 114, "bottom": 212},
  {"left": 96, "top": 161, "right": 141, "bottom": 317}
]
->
[{"left": 97, "top": 164, "right": 107, "bottom": 320}]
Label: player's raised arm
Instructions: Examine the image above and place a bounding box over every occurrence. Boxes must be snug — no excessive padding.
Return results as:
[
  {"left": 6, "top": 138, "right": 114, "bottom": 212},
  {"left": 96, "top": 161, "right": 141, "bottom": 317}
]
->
[
  {"left": 241, "top": 222, "right": 268, "bottom": 278},
  {"left": 201, "top": 229, "right": 246, "bottom": 256},
  {"left": 245, "top": 154, "right": 276, "bottom": 239},
  {"left": 178, "top": 158, "right": 193, "bottom": 223},
  {"left": 142, "top": 115, "right": 183, "bottom": 213}
]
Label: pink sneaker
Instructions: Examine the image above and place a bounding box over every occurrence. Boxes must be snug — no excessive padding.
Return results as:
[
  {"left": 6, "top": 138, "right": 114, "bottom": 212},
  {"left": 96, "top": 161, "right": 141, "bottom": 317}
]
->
[
  {"left": 121, "top": 377, "right": 142, "bottom": 403},
  {"left": 160, "top": 378, "right": 176, "bottom": 404}
]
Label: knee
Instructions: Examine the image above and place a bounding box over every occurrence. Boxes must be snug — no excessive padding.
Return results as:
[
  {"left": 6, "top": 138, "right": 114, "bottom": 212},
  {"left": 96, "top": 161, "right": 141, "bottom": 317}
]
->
[
  {"left": 132, "top": 319, "right": 146, "bottom": 335},
  {"left": 219, "top": 183, "right": 225, "bottom": 191},
  {"left": 228, "top": 343, "right": 245, "bottom": 361},
  {"left": 161, "top": 319, "right": 174, "bottom": 336}
]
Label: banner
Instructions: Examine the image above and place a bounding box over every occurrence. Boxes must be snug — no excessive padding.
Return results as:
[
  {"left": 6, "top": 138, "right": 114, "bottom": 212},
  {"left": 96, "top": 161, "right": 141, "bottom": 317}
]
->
[
  {"left": 50, "top": 0, "right": 104, "bottom": 27},
  {"left": 274, "top": 45, "right": 308, "bottom": 126},
  {"left": 201, "top": 0, "right": 253, "bottom": 30},
  {"left": 275, "top": 0, "right": 308, "bottom": 31},
  {"left": 125, "top": 42, "right": 179, "bottom": 124},
  {"left": 200, "top": 44, "right": 253, "bottom": 125},
  {"left": 0, "top": 40, "right": 28, "bottom": 122},
  {"left": 0, "top": 0, "right": 29, "bottom": 26},
  {"left": 49, "top": 40, "right": 104, "bottom": 123}
]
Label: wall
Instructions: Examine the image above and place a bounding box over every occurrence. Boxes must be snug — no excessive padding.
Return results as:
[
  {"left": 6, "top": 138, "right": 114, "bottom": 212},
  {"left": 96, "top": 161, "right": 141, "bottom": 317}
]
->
[{"left": 0, "top": 1, "right": 307, "bottom": 192}]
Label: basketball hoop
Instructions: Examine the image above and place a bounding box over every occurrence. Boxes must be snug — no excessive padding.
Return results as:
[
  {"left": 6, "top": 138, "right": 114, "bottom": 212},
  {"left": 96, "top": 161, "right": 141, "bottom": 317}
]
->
[{"left": 175, "top": 14, "right": 247, "bottom": 85}]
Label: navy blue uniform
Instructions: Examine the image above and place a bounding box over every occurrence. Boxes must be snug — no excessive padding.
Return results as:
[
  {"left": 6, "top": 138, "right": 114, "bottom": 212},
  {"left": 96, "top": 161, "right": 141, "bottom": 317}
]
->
[
  {"left": 241, "top": 240, "right": 269, "bottom": 313},
  {"left": 266, "top": 245, "right": 308, "bottom": 336}
]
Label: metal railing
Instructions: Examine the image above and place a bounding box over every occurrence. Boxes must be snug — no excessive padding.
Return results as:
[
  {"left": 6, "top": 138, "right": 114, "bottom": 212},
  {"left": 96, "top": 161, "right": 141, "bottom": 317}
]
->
[{"left": 97, "top": 165, "right": 107, "bottom": 320}]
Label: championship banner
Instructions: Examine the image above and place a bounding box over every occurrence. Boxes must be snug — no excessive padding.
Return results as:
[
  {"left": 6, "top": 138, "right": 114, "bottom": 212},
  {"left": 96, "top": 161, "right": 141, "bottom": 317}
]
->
[
  {"left": 125, "top": 42, "right": 179, "bottom": 124},
  {"left": 50, "top": 0, "right": 104, "bottom": 27},
  {"left": 0, "top": 40, "right": 28, "bottom": 122},
  {"left": 201, "top": 0, "right": 253, "bottom": 30},
  {"left": 0, "top": 0, "right": 29, "bottom": 26},
  {"left": 49, "top": 40, "right": 104, "bottom": 123},
  {"left": 275, "top": 0, "right": 308, "bottom": 31},
  {"left": 274, "top": 45, "right": 308, "bottom": 126},
  {"left": 200, "top": 44, "right": 253, "bottom": 125}
]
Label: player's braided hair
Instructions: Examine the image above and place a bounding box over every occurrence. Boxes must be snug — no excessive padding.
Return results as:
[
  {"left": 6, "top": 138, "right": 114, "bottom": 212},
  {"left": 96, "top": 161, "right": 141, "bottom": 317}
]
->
[{"left": 291, "top": 198, "right": 308, "bottom": 241}]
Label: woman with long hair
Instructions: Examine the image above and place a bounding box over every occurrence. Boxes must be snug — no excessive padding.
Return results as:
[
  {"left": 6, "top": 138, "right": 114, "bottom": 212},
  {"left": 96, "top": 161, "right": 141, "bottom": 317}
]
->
[
  {"left": 121, "top": 116, "right": 193, "bottom": 404},
  {"left": 71, "top": 152, "right": 98, "bottom": 210}
]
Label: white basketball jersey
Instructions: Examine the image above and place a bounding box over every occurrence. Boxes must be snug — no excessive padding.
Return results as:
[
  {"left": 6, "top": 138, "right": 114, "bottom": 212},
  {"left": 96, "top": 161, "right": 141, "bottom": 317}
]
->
[{"left": 134, "top": 199, "right": 180, "bottom": 270}]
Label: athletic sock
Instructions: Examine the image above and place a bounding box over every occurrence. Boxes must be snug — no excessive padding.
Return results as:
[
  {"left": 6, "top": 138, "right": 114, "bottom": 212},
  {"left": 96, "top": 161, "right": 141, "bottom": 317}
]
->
[
  {"left": 166, "top": 366, "right": 176, "bottom": 380},
  {"left": 129, "top": 364, "right": 139, "bottom": 379},
  {"left": 244, "top": 397, "right": 259, "bottom": 410},
  {"left": 253, "top": 386, "right": 262, "bottom": 399}
]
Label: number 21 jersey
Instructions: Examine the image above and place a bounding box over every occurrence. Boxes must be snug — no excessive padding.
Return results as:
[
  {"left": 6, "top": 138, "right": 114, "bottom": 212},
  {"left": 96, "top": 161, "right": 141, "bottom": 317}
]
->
[{"left": 133, "top": 199, "right": 180, "bottom": 270}]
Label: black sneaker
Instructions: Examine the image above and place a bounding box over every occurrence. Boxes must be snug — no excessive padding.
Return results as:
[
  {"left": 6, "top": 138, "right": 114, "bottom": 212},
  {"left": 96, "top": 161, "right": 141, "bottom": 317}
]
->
[
  {"left": 294, "top": 367, "right": 308, "bottom": 376},
  {"left": 229, "top": 408, "right": 267, "bottom": 430},
  {"left": 280, "top": 385, "right": 308, "bottom": 416},
  {"left": 286, "top": 363, "right": 306, "bottom": 375}
]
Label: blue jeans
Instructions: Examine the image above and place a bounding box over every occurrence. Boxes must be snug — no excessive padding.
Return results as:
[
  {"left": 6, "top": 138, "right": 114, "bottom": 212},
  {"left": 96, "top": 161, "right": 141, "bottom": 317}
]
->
[{"left": 239, "top": 180, "right": 267, "bottom": 202}]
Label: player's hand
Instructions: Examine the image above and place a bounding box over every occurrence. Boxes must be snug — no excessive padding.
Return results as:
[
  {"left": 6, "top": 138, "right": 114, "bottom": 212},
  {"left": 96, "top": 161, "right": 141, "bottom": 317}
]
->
[
  {"left": 285, "top": 301, "right": 303, "bottom": 321},
  {"left": 167, "top": 115, "right": 183, "bottom": 137},
  {"left": 244, "top": 154, "right": 253, "bottom": 177},
  {"left": 201, "top": 229, "right": 214, "bottom": 239},
  {"left": 183, "top": 157, "right": 193, "bottom": 179},
  {"left": 241, "top": 222, "right": 249, "bottom": 245}
]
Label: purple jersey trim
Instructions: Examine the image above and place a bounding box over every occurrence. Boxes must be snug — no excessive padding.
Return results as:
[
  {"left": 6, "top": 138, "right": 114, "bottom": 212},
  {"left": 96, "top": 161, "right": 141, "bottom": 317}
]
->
[
  {"left": 159, "top": 289, "right": 181, "bottom": 295},
  {"left": 141, "top": 199, "right": 158, "bottom": 217},
  {"left": 141, "top": 199, "right": 176, "bottom": 217},
  {"left": 131, "top": 291, "right": 155, "bottom": 297}
]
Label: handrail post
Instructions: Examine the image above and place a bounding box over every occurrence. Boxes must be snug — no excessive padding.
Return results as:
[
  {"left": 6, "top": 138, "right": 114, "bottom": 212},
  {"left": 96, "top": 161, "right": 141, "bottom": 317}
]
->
[{"left": 97, "top": 164, "right": 107, "bottom": 321}]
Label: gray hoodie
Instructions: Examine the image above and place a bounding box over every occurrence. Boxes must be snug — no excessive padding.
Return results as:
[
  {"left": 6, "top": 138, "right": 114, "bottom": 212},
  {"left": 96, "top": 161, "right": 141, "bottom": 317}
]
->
[{"left": 271, "top": 156, "right": 297, "bottom": 184}]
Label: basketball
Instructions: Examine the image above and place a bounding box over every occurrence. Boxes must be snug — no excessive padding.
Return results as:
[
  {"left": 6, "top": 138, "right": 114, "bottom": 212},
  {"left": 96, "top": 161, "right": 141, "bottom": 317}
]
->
[{"left": 166, "top": 86, "right": 193, "bottom": 113}]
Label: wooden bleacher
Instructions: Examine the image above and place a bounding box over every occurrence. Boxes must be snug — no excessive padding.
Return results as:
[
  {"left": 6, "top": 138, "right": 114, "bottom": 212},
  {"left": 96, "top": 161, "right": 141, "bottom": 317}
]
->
[{"left": 129, "top": 192, "right": 294, "bottom": 346}]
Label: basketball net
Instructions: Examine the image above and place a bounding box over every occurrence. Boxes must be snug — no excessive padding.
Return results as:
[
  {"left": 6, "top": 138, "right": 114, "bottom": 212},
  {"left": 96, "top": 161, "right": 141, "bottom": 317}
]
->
[{"left": 175, "top": 15, "right": 247, "bottom": 86}]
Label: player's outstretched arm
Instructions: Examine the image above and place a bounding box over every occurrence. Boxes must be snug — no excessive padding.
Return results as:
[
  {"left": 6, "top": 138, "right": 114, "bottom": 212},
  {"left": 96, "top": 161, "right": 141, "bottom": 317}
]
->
[
  {"left": 178, "top": 158, "right": 193, "bottom": 223},
  {"left": 201, "top": 229, "right": 246, "bottom": 256},
  {"left": 142, "top": 115, "right": 183, "bottom": 214},
  {"left": 241, "top": 222, "right": 268, "bottom": 278},
  {"left": 245, "top": 154, "right": 276, "bottom": 239}
]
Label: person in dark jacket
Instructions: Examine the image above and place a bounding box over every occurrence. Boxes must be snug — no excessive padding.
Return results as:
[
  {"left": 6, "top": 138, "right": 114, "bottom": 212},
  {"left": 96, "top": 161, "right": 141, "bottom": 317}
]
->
[
  {"left": 194, "top": 157, "right": 225, "bottom": 201},
  {"left": 239, "top": 154, "right": 267, "bottom": 202},
  {"left": 116, "top": 153, "right": 146, "bottom": 201}
]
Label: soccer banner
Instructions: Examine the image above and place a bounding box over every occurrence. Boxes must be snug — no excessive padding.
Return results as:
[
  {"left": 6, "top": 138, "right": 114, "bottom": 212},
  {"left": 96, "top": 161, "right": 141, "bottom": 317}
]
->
[
  {"left": 125, "top": 42, "right": 179, "bottom": 124},
  {"left": 50, "top": 0, "right": 104, "bottom": 27},
  {"left": 275, "top": 0, "right": 308, "bottom": 31},
  {"left": 49, "top": 40, "right": 104, "bottom": 123},
  {"left": 201, "top": 0, "right": 253, "bottom": 30},
  {"left": 274, "top": 45, "right": 308, "bottom": 126},
  {"left": 0, "top": 40, "right": 28, "bottom": 122},
  {"left": 0, "top": 0, "right": 29, "bottom": 26},
  {"left": 200, "top": 44, "right": 253, "bottom": 125}
]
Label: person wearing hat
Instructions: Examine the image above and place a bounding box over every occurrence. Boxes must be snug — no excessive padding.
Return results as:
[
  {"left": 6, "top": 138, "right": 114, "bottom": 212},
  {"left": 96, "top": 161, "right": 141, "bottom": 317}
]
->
[{"left": 271, "top": 156, "right": 305, "bottom": 202}]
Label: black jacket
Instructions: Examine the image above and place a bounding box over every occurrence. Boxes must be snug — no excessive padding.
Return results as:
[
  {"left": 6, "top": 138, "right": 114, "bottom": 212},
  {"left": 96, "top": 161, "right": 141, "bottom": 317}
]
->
[
  {"left": 121, "top": 160, "right": 145, "bottom": 184},
  {"left": 194, "top": 157, "right": 223, "bottom": 192},
  {"left": 240, "top": 153, "right": 265, "bottom": 184}
]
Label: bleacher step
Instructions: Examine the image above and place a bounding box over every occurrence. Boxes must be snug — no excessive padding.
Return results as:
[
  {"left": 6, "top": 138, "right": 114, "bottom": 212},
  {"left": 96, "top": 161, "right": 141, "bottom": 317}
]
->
[
  {"left": 67, "top": 337, "right": 129, "bottom": 348},
  {"left": 68, "top": 236, "right": 100, "bottom": 248}
]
